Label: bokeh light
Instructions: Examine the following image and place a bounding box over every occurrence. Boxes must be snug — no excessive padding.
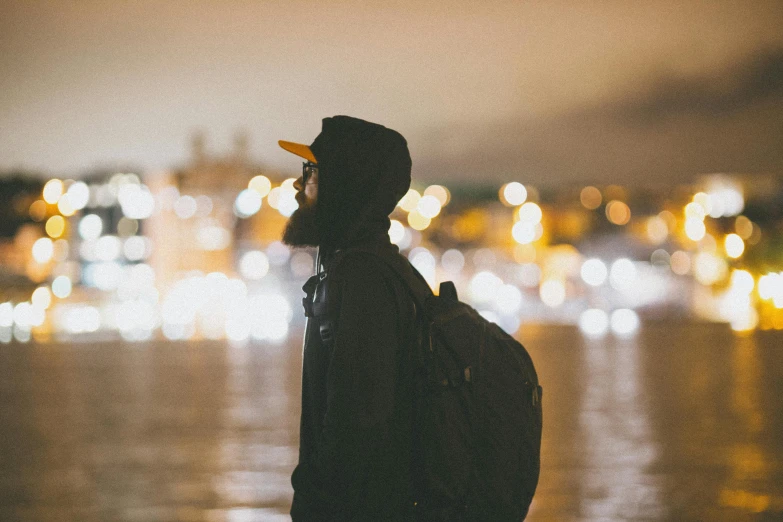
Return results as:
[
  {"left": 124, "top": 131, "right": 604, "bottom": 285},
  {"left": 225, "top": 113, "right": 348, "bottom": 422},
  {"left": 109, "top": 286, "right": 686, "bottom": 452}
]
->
[
  {"left": 518, "top": 202, "right": 542, "bottom": 223},
  {"left": 685, "top": 218, "right": 706, "bottom": 241},
  {"left": 398, "top": 189, "right": 421, "bottom": 212},
  {"left": 605, "top": 200, "right": 631, "bottom": 225},
  {"left": 501, "top": 182, "right": 527, "bottom": 206},
  {"left": 388, "top": 219, "right": 405, "bottom": 244},
  {"left": 174, "top": 195, "right": 197, "bottom": 219},
  {"left": 579, "top": 308, "right": 609, "bottom": 337},
  {"left": 249, "top": 175, "right": 272, "bottom": 197},
  {"left": 724, "top": 233, "right": 744, "bottom": 258},
  {"left": 408, "top": 210, "right": 431, "bottom": 231},
  {"left": 239, "top": 251, "right": 270, "bottom": 280},
  {"left": 540, "top": 279, "right": 565, "bottom": 308},
  {"left": 32, "top": 238, "right": 54, "bottom": 264},
  {"left": 79, "top": 214, "right": 103, "bottom": 240},
  {"left": 580, "top": 186, "right": 602, "bottom": 210},
  {"left": 45, "top": 215, "right": 66, "bottom": 238},
  {"left": 417, "top": 195, "right": 442, "bottom": 219},
  {"left": 424, "top": 185, "right": 450, "bottom": 206},
  {"left": 51, "top": 275, "right": 72, "bottom": 298},
  {"left": 610, "top": 308, "right": 640, "bottom": 336},
  {"left": 234, "top": 189, "right": 263, "bottom": 218},
  {"left": 42, "top": 179, "right": 63, "bottom": 204},
  {"left": 581, "top": 258, "right": 608, "bottom": 287}
]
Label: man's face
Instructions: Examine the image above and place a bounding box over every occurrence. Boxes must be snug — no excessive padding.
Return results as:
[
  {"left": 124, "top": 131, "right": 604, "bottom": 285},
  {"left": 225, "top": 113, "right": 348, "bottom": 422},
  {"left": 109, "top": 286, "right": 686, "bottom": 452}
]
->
[{"left": 282, "top": 164, "right": 320, "bottom": 247}]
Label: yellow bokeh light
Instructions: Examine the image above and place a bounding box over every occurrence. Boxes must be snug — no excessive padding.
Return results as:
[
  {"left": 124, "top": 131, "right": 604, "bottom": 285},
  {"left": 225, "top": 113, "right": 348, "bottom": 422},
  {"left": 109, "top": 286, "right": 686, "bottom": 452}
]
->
[
  {"left": 748, "top": 223, "right": 762, "bottom": 245},
  {"left": 42, "top": 179, "right": 63, "bottom": 204},
  {"left": 45, "top": 215, "right": 66, "bottom": 238},
  {"left": 398, "top": 189, "right": 421, "bottom": 212},
  {"left": 518, "top": 202, "right": 542, "bottom": 224},
  {"left": 407, "top": 210, "right": 431, "bottom": 231},
  {"left": 725, "top": 234, "right": 745, "bottom": 259},
  {"left": 424, "top": 185, "right": 450, "bottom": 206},
  {"left": 580, "top": 186, "right": 602, "bottom": 210},
  {"left": 248, "top": 175, "right": 272, "bottom": 197},
  {"left": 734, "top": 216, "right": 753, "bottom": 239},
  {"left": 29, "top": 200, "right": 47, "bottom": 221},
  {"left": 281, "top": 178, "right": 297, "bottom": 190},
  {"left": 501, "top": 182, "right": 527, "bottom": 206},
  {"left": 606, "top": 200, "right": 631, "bottom": 225}
]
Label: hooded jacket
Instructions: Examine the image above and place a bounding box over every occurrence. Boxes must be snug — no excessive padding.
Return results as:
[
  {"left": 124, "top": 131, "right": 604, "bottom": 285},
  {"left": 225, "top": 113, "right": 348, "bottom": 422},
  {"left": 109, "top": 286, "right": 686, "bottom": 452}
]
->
[{"left": 291, "top": 116, "right": 420, "bottom": 521}]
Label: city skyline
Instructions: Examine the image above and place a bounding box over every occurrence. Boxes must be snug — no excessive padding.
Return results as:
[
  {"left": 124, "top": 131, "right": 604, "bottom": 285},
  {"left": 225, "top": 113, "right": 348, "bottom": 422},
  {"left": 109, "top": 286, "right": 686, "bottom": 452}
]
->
[{"left": 2, "top": 0, "right": 783, "bottom": 186}]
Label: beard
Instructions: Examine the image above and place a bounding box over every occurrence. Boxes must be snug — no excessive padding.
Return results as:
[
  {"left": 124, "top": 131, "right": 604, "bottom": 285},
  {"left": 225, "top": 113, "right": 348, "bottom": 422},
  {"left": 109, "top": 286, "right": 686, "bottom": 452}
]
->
[{"left": 282, "top": 201, "right": 320, "bottom": 247}]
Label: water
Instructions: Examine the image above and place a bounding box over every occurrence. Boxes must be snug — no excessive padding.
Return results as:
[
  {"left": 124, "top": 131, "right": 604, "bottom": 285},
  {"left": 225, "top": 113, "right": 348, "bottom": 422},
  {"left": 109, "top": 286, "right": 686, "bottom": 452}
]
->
[{"left": 1, "top": 323, "right": 782, "bottom": 521}]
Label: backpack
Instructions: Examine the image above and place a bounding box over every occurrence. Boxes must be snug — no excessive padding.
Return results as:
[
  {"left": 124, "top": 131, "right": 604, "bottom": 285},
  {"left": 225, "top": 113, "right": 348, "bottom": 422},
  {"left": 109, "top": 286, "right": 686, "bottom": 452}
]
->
[{"left": 323, "top": 245, "right": 543, "bottom": 521}]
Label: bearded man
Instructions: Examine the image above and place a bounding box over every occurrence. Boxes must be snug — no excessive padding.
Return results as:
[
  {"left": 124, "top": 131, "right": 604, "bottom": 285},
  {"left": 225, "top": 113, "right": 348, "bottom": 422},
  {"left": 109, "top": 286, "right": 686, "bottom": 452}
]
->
[{"left": 280, "top": 116, "right": 422, "bottom": 521}]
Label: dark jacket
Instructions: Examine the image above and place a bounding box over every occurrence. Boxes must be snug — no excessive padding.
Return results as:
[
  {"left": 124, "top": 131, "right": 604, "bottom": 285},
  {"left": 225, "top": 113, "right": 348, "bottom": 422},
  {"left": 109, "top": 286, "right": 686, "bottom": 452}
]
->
[{"left": 291, "top": 117, "right": 419, "bottom": 521}]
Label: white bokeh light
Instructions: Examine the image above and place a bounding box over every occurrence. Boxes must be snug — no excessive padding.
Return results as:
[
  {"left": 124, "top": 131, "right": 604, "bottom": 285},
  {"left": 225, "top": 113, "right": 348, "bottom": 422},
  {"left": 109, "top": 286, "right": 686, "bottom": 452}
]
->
[
  {"left": 78, "top": 214, "right": 103, "bottom": 240},
  {"left": 503, "top": 182, "right": 527, "bottom": 206},
  {"left": 239, "top": 251, "right": 270, "bottom": 280},
  {"left": 469, "top": 271, "right": 503, "bottom": 304},
  {"left": 610, "top": 309, "right": 640, "bottom": 336},
  {"left": 388, "top": 219, "right": 405, "bottom": 245},
  {"left": 32, "top": 237, "right": 54, "bottom": 264},
  {"left": 417, "top": 195, "right": 442, "bottom": 219},
  {"left": 609, "top": 258, "right": 637, "bottom": 290},
  {"left": 512, "top": 222, "right": 536, "bottom": 245},
  {"left": 540, "top": 279, "right": 566, "bottom": 308},
  {"left": 581, "top": 258, "right": 608, "bottom": 287},
  {"left": 67, "top": 181, "right": 90, "bottom": 210},
  {"left": 441, "top": 249, "right": 465, "bottom": 274},
  {"left": 52, "top": 276, "right": 72, "bottom": 298},
  {"left": 579, "top": 308, "right": 609, "bottom": 337},
  {"left": 174, "top": 195, "right": 197, "bottom": 219},
  {"left": 234, "top": 189, "right": 263, "bottom": 218},
  {"left": 118, "top": 183, "right": 155, "bottom": 219}
]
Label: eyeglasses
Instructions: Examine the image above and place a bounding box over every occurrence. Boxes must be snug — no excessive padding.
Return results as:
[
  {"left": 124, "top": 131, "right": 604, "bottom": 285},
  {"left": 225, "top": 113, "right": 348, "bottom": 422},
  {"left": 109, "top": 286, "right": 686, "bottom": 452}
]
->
[{"left": 302, "top": 162, "right": 318, "bottom": 185}]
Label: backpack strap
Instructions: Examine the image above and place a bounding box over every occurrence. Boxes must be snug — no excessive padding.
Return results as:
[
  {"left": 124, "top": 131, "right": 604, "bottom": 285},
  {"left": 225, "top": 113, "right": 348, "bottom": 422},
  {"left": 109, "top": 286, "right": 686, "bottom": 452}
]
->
[{"left": 335, "top": 243, "right": 434, "bottom": 311}]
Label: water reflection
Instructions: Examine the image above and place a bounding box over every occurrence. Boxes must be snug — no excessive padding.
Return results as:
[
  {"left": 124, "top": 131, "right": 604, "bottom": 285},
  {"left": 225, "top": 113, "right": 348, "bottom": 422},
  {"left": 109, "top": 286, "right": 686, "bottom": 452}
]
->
[
  {"left": 578, "top": 335, "right": 664, "bottom": 520},
  {"left": 1, "top": 326, "right": 782, "bottom": 520}
]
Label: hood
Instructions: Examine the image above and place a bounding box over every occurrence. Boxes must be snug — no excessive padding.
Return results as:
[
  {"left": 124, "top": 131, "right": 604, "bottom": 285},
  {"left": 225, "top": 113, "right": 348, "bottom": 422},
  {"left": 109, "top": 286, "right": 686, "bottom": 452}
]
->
[{"left": 309, "top": 116, "right": 412, "bottom": 252}]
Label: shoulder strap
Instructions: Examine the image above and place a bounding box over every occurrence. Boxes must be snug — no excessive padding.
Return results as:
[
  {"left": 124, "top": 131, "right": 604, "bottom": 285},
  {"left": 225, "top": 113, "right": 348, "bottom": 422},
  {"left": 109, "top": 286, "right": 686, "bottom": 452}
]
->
[{"left": 335, "top": 244, "right": 434, "bottom": 310}]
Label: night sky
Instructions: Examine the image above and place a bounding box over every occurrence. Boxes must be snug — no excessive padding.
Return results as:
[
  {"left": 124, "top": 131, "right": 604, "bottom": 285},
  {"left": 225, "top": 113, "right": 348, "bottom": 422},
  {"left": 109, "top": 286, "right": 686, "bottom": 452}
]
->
[{"left": 1, "top": 0, "right": 782, "bottom": 186}]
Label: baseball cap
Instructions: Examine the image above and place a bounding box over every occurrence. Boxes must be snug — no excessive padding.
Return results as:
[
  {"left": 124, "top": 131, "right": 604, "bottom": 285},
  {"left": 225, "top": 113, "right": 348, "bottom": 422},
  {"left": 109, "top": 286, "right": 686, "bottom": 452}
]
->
[{"left": 278, "top": 140, "right": 317, "bottom": 163}]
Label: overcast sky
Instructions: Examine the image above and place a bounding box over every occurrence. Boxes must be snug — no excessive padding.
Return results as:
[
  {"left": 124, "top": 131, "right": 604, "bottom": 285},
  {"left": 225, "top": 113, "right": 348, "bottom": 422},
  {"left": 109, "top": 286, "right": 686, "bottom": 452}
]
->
[{"left": 1, "top": 0, "right": 782, "bottom": 186}]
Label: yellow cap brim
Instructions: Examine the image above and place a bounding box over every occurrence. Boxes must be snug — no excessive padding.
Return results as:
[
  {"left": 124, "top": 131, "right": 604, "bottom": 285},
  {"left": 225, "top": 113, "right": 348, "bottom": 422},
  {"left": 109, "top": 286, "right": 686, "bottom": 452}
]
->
[{"left": 278, "top": 140, "right": 316, "bottom": 163}]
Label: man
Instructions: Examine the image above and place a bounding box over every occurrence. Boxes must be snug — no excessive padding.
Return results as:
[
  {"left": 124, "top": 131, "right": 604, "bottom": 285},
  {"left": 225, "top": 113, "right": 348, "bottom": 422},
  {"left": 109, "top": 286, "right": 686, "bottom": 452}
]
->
[{"left": 280, "top": 116, "right": 421, "bottom": 521}]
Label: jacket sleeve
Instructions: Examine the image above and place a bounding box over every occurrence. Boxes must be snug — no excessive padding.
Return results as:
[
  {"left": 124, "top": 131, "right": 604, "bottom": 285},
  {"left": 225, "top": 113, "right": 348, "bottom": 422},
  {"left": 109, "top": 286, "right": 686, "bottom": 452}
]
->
[{"left": 291, "top": 257, "right": 402, "bottom": 519}]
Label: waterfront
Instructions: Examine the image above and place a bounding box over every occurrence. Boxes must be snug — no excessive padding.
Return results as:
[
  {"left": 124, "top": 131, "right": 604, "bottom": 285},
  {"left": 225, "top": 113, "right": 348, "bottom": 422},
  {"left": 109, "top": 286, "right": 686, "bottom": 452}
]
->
[{"left": 1, "top": 323, "right": 782, "bottom": 521}]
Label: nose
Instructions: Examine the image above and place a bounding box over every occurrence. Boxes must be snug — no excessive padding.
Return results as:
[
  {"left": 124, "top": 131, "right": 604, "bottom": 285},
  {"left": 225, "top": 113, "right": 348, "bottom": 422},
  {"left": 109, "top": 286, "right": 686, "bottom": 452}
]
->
[{"left": 294, "top": 176, "right": 304, "bottom": 191}]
